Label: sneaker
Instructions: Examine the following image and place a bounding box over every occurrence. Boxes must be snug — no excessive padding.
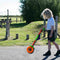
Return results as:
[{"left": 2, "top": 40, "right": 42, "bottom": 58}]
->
[
  {"left": 43, "top": 50, "right": 51, "bottom": 56},
  {"left": 54, "top": 50, "right": 60, "bottom": 56}
]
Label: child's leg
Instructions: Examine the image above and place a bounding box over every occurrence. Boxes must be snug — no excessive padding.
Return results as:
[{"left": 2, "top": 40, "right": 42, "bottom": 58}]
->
[
  {"left": 48, "top": 40, "right": 51, "bottom": 51},
  {"left": 43, "top": 40, "right": 51, "bottom": 56},
  {"left": 53, "top": 41, "right": 60, "bottom": 56},
  {"left": 52, "top": 41, "right": 59, "bottom": 50}
]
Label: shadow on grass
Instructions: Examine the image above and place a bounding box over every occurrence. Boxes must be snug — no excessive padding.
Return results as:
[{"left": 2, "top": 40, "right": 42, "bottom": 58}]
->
[
  {"left": 0, "top": 38, "right": 7, "bottom": 41},
  {"left": 13, "top": 38, "right": 18, "bottom": 40},
  {"left": 36, "top": 24, "right": 44, "bottom": 29},
  {"left": 0, "top": 23, "right": 28, "bottom": 28},
  {"left": 10, "top": 23, "right": 28, "bottom": 28},
  {"left": 0, "top": 38, "right": 18, "bottom": 41}
]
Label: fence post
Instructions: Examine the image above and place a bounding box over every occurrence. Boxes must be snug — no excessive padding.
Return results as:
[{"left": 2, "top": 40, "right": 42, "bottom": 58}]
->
[
  {"left": 20, "top": 17, "right": 21, "bottom": 22},
  {"left": 16, "top": 17, "right": 17, "bottom": 23},
  {"left": 9, "top": 18, "right": 11, "bottom": 24},
  {"left": 43, "top": 20, "right": 46, "bottom": 37},
  {"left": 26, "top": 34, "right": 29, "bottom": 40},
  {"left": 5, "top": 9, "right": 10, "bottom": 40},
  {"left": 16, "top": 34, "right": 18, "bottom": 39},
  {"left": 0, "top": 21, "right": 2, "bottom": 28},
  {"left": 55, "top": 16, "right": 58, "bottom": 38}
]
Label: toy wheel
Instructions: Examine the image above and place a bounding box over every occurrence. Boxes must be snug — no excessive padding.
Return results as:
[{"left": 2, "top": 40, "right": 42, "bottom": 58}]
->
[{"left": 26, "top": 46, "right": 34, "bottom": 54}]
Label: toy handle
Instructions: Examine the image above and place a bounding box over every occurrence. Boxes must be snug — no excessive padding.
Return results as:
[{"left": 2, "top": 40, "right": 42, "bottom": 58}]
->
[{"left": 38, "top": 28, "right": 45, "bottom": 35}]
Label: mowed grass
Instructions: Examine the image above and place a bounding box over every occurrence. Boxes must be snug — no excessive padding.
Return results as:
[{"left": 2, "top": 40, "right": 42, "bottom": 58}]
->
[{"left": 0, "top": 21, "right": 60, "bottom": 46}]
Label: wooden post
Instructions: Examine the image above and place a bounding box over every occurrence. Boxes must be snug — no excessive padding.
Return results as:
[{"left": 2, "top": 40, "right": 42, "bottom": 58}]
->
[
  {"left": 16, "top": 34, "right": 18, "bottom": 39},
  {"left": 9, "top": 18, "right": 11, "bottom": 24},
  {"left": 0, "top": 21, "right": 2, "bottom": 28},
  {"left": 55, "top": 16, "right": 58, "bottom": 38},
  {"left": 26, "top": 34, "right": 29, "bottom": 40},
  {"left": 5, "top": 9, "right": 10, "bottom": 40},
  {"left": 20, "top": 17, "right": 21, "bottom": 22},
  {"left": 16, "top": 17, "right": 17, "bottom": 23},
  {"left": 43, "top": 20, "right": 46, "bottom": 37}
]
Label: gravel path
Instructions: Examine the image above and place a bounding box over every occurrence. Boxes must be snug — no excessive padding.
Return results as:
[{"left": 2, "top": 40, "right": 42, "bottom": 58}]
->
[{"left": 0, "top": 45, "right": 60, "bottom": 60}]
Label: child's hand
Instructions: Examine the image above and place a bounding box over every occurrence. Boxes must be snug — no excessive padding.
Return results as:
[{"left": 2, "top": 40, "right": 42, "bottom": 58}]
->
[
  {"left": 44, "top": 25, "right": 46, "bottom": 28},
  {"left": 49, "top": 34, "right": 52, "bottom": 38}
]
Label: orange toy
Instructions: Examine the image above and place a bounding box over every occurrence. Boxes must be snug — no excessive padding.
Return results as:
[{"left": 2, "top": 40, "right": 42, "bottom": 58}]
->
[
  {"left": 26, "top": 46, "right": 34, "bottom": 54},
  {"left": 26, "top": 28, "right": 45, "bottom": 54}
]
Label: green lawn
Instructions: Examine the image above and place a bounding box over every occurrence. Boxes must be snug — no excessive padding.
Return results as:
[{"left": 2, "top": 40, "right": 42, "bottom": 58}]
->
[{"left": 0, "top": 21, "right": 60, "bottom": 46}]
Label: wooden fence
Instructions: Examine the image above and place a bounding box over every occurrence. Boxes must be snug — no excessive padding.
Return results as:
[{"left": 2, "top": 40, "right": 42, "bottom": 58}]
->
[{"left": 0, "top": 15, "right": 23, "bottom": 28}]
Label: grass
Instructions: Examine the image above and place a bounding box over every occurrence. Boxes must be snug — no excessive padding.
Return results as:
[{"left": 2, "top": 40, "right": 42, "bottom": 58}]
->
[{"left": 0, "top": 21, "right": 60, "bottom": 46}]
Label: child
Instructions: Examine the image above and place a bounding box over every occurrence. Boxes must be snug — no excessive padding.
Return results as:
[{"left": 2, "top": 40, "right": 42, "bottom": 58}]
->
[{"left": 41, "top": 8, "right": 60, "bottom": 56}]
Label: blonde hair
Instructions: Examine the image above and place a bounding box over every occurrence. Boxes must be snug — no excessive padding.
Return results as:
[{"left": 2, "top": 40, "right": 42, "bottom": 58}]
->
[{"left": 41, "top": 8, "right": 53, "bottom": 19}]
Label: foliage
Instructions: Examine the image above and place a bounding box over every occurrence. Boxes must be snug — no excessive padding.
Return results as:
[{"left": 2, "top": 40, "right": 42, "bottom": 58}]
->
[{"left": 20, "top": 0, "right": 60, "bottom": 23}]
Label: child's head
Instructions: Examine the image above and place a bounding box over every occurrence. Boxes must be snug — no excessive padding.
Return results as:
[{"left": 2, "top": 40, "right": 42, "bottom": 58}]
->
[{"left": 41, "top": 8, "right": 53, "bottom": 19}]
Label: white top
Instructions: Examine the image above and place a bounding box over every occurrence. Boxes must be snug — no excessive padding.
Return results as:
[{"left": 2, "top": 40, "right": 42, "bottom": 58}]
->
[{"left": 46, "top": 17, "right": 55, "bottom": 30}]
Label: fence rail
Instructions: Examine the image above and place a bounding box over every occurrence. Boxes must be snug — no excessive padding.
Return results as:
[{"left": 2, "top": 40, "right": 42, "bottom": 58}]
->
[
  {"left": 0, "top": 15, "right": 23, "bottom": 28},
  {"left": 0, "top": 15, "right": 21, "bottom": 17}
]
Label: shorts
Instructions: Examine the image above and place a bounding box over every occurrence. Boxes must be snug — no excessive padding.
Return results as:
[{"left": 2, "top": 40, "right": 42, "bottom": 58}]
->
[{"left": 47, "top": 30, "right": 56, "bottom": 42}]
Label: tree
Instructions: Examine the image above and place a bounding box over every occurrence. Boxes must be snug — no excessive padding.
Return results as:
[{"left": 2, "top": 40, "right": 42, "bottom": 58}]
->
[
  {"left": 45, "top": 0, "right": 60, "bottom": 18},
  {"left": 20, "top": 0, "right": 41, "bottom": 23},
  {"left": 20, "top": 0, "right": 60, "bottom": 23}
]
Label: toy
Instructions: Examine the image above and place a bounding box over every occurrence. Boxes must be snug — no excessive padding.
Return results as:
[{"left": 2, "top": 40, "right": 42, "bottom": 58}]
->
[{"left": 26, "top": 28, "right": 45, "bottom": 54}]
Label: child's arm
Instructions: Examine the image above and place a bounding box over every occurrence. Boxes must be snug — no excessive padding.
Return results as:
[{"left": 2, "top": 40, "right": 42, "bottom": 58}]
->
[
  {"left": 51, "top": 26, "right": 54, "bottom": 34},
  {"left": 49, "top": 26, "right": 54, "bottom": 37},
  {"left": 44, "top": 25, "right": 46, "bottom": 28}
]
